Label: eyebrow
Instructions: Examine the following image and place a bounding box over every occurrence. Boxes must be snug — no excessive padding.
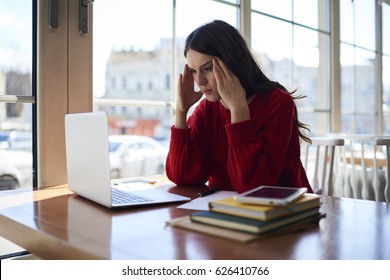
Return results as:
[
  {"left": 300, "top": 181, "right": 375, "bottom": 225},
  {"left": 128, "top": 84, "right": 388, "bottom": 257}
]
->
[{"left": 188, "top": 59, "right": 213, "bottom": 71}]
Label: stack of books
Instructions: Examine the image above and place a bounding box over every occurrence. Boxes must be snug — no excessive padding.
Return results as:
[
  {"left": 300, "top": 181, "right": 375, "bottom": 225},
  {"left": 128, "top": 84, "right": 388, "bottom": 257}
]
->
[{"left": 189, "top": 193, "right": 322, "bottom": 235}]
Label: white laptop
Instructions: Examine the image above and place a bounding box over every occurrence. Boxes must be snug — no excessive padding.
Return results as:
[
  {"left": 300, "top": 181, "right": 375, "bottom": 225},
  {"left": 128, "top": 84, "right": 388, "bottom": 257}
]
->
[{"left": 64, "top": 111, "right": 190, "bottom": 208}]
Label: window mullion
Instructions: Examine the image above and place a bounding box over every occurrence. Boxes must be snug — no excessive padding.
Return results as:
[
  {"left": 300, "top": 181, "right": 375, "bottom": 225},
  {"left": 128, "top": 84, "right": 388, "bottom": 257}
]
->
[
  {"left": 376, "top": 1, "right": 383, "bottom": 134},
  {"left": 330, "top": 0, "right": 341, "bottom": 133}
]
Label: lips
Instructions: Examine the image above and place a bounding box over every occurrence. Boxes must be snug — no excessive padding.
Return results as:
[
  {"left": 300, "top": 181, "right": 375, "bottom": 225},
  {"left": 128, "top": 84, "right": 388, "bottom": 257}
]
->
[{"left": 202, "top": 89, "right": 213, "bottom": 94}]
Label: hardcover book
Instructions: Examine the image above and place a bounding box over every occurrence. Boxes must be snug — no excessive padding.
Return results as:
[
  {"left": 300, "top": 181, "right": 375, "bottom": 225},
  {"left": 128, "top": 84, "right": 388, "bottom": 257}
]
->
[
  {"left": 209, "top": 193, "right": 321, "bottom": 221},
  {"left": 190, "top": 208, "right": 321, "bottom": 234}
]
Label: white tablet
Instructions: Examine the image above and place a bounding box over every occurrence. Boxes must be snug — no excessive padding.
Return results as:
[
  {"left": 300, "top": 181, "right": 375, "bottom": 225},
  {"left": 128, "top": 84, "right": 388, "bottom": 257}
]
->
[{"left": 234, "top": 186, "right": 307, "bottom": 206}]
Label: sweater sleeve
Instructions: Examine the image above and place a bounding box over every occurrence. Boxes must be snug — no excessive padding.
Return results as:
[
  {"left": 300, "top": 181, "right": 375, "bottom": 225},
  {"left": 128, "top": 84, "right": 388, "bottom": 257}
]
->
[
  {"left": 165, "top": 106, "right": 211, "bottom": 186},
  {"left": 225, "top": 91, "right": 295, "bottom": 193}
]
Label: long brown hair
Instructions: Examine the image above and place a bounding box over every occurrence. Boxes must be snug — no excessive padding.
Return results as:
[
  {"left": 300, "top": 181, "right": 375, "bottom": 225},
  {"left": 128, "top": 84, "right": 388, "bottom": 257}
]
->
[{"left": 184, "top": 20, "right": 311, "bottom": 143}]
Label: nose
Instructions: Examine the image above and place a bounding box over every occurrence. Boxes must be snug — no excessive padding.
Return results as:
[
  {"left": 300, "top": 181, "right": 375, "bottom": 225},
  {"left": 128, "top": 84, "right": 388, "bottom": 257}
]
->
[{"left": 195, "top": 72, "right": 207, "bottom": 86}]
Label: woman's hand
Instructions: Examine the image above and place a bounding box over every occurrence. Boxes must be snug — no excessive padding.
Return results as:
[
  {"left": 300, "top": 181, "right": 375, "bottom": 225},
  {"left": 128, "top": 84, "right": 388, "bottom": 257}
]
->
[
  {"left": 212, "top": 57, "right": 250, "bottom": 123},
  {"left": 175, "top": 64, "right": 203, "bottom": 128}
]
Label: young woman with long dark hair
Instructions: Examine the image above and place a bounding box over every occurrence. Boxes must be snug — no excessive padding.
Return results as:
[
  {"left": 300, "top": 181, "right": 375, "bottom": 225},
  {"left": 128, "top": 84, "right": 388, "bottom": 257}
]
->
[{"left": 166, "top": 20, "right": 312, "bottom": 193}]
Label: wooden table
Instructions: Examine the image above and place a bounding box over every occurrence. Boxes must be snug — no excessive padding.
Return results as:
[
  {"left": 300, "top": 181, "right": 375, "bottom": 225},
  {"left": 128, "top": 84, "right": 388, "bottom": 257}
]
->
[{"left": 0, "top": 177, "right": 390, "bottom": 260}]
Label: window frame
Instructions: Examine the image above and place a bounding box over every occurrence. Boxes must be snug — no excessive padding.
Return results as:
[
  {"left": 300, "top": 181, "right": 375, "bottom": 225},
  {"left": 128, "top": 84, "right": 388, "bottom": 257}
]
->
[{"left": 36, "top": 0, "right": 92, "bottom": 188}]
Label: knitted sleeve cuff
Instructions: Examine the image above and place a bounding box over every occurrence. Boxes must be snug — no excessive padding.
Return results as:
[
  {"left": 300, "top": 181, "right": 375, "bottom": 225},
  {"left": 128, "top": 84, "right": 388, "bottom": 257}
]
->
[
  {"left": 170, "top": 125, "right": 191, "bottom": 141},
  {"left": 225, "top": 119, "right": 257, "bottom": 145}
]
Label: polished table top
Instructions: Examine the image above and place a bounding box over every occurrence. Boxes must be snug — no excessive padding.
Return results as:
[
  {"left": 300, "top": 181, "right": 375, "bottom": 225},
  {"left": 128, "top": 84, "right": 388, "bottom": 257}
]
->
[{"left": 0, "top": 177, "right": 390, "bottom": 260}]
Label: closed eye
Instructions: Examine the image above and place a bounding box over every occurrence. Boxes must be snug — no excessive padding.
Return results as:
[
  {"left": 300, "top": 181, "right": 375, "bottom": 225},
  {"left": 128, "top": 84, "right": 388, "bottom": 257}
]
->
[
  {"left": 200, "top": 61, "right": 213, "bottom": 72},
  {"left": 202, "top": 66, "right": 213, "bottom": 72}
]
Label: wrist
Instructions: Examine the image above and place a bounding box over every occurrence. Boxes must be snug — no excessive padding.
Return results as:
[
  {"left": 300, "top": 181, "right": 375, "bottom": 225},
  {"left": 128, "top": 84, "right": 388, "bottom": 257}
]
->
[
  {"left": 230, "top": 103, "right": 250, "bottom": 123},
  {"left": 175, "top": 109, "right": 188, "bottom": 129}
]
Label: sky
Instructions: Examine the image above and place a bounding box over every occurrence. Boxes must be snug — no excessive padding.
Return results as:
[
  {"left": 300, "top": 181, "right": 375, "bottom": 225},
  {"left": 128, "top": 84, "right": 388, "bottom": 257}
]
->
[{"left": 0, "top": 0, "right": 32, "bottom": 72}]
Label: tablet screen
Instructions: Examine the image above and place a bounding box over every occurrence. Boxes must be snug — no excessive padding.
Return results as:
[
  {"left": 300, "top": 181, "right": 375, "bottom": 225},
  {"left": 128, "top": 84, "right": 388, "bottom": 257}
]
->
[{"left": 242, "top": 186, "right": 302, "bottom": 199}]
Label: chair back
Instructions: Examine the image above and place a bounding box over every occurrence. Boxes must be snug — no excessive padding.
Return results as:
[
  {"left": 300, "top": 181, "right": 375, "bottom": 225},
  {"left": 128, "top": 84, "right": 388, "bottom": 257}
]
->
[
  {"left": 330, "top": 134, "right": 389, "bottom": 202},
  {"left": 302, "top": 137, "right": 344, "bottom": 196},
  {"left": 374, "top": 137, "right": 390, "bottom": 203}
]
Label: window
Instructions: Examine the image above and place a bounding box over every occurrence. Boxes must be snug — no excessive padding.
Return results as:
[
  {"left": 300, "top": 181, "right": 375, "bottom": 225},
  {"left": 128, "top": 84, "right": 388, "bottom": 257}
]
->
[
  {"left": 251, "top": 0, "right": 331, "bottom": 136},
  {"left": 1, "top": 0, "right": 388, "bottom": 189},
  {"left": 0, "top": 0, "right": 35, "bottom": 191},
  {"left": 93, "top": 0, "right": 239, "bottom": 178},
  {"left": 340, "top": 0, "right": 377, "bottom": 134}
]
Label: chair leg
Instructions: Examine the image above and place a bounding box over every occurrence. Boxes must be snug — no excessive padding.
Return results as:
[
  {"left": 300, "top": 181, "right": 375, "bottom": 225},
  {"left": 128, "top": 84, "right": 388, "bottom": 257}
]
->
[{"left": 385, "top": 146, "right": 390, "bottom": 203}]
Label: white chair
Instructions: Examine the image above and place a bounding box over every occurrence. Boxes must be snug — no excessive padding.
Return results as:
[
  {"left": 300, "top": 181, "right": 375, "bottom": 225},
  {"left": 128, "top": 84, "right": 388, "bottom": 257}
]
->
[
  {"left": 337, "top": 134, "right": 377, "bottom": 200},
  {"left": 332, "top": 134, "right": 389, "bottom": 202},
  {"left": 302, "top": 137, "right": 344, "bottom": 196},
  {"left": 374, "top": 137, "right": 390, "bottom": 203}
]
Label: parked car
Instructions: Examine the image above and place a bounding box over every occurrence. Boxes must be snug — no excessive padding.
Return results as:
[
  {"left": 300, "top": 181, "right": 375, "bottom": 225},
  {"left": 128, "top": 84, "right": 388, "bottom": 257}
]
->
[
  {"left": 0, "top": 149, "right": 33, "bottom": 190},
  {"left": 0, "top": 130, "right": 33, "bottom": 152},
  {"left": 108, "top": 135, "right": 168, "bottom": 179}
]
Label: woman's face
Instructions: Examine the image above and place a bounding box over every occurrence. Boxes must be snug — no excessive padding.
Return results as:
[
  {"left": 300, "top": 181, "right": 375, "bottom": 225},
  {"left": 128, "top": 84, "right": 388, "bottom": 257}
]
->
[{"left": 186, "top": 49, "right": 221, "bottom": 102}]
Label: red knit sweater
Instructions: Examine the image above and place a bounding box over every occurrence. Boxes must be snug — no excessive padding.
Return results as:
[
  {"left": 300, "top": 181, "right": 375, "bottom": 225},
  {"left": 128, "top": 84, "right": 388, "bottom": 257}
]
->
[{"left": 166, "top": 88, "right": 312, "bottom": 193}]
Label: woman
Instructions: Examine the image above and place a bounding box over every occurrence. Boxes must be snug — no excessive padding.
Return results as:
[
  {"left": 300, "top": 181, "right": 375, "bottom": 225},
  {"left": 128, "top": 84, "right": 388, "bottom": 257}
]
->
[{"left": 165, "top": 20, "right": 313, "bottom": 193}]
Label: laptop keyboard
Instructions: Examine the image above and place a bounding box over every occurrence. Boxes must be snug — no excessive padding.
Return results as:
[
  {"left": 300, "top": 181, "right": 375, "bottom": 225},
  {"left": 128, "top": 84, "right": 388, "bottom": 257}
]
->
[{"left": 111, "top": 188, "right": 153, "bottom": 204}]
